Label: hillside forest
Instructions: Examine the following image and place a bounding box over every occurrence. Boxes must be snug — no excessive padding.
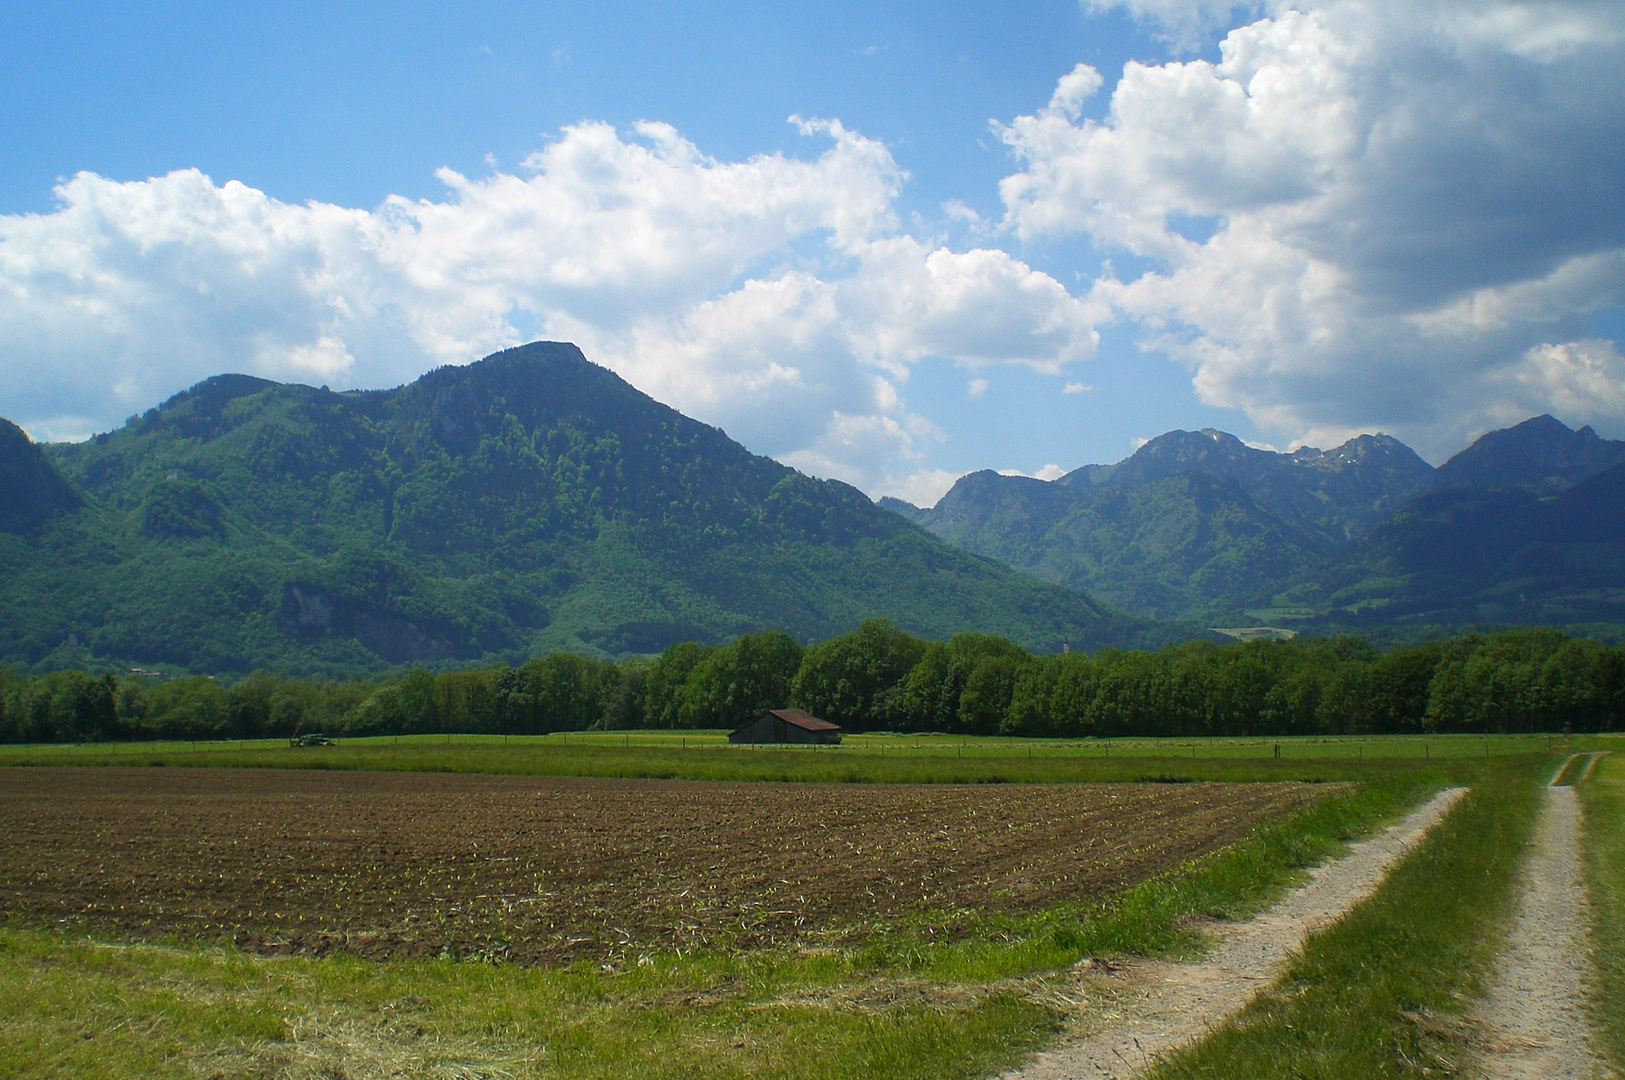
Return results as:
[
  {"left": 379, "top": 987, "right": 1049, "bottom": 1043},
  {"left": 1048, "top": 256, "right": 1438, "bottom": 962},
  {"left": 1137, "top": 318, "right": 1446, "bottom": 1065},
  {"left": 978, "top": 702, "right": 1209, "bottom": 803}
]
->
[
  {"left": 5, "top": 621, "right": 1621, "bottom": 745},
  {"left": 0, "top": 343, "right": 1149, "bottom": 678}
]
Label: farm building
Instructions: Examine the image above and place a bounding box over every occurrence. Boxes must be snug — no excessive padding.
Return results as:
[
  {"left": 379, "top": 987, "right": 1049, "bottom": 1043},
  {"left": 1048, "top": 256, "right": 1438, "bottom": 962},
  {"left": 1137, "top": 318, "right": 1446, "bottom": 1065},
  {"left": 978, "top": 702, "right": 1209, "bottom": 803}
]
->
[{"left": 728, "top": 708, "right": 842, "bottom": 745}]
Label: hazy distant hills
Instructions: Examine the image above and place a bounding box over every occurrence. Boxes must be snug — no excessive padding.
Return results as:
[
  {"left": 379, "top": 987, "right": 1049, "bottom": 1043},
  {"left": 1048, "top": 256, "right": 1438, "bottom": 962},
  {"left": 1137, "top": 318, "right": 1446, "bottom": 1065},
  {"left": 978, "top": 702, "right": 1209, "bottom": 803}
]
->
[
  {"left": 1295, "top": 418, "right": 1625, "bottom": 631},
  {"left": 0, "top": 342, "right": 1161, "bottom": 676},
  {"left": 1432, "top": 413, "right": 1625, "bottom": 492},
  {"left": 888, "top": 415, "right": 1625, "bottom": 635}
]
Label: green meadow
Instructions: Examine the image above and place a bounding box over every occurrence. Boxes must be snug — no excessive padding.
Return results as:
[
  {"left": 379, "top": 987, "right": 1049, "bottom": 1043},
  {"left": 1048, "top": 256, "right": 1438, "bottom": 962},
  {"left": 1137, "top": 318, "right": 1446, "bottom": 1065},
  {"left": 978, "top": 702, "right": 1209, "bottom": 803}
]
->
[{"left": 0, "top": 729, "right": 1563, "bottom": 783}]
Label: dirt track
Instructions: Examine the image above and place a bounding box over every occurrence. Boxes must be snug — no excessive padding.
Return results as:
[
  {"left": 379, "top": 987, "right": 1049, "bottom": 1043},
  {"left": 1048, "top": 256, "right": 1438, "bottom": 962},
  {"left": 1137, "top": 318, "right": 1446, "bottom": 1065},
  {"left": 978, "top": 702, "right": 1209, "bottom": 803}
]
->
[
  {"left": 1474, "top": 758, "right": 1608, "bottom": 1079},
  {"left": 0, "top": 767, "right": 1322, "bottom": 964},
  {"left": 1003, "top": 786, "right": 1468, "bottom": 1080}
]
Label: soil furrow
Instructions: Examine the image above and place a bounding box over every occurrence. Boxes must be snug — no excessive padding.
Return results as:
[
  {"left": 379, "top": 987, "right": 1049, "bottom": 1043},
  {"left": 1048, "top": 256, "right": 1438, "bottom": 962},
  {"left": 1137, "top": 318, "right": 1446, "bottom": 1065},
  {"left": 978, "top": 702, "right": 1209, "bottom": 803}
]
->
[{"left": 0, "top": 766, "right": 1325, "bottom": 964}]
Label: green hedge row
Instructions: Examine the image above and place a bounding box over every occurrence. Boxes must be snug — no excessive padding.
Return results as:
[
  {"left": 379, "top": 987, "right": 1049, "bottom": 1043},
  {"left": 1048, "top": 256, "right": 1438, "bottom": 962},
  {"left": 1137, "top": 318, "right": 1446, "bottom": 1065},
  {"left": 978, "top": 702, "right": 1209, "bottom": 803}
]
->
[{"left": 3, "top": 623, "right": 1620, "bottom": 743}]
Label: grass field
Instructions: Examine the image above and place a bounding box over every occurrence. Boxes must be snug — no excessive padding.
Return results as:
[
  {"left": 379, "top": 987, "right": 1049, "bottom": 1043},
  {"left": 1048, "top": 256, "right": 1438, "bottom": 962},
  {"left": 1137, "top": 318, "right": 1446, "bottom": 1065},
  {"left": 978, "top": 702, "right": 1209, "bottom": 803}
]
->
[
  {"left": 1579, "top": 750, "right": 1625, "bottom": 1073},
  {"left": 0, "top": 733, "right": 1612, "bottom": 1079},
  {"left": 0, "top": 730, "right": 1567, "bottom": 786}
]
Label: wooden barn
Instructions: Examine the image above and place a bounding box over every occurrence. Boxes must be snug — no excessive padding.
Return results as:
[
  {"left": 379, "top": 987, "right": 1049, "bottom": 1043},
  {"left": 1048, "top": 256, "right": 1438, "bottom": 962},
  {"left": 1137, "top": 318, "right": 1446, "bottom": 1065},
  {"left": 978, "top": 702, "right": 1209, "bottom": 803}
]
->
[{"left": 728, "top": 708, "right": 842, "bottom": 745}]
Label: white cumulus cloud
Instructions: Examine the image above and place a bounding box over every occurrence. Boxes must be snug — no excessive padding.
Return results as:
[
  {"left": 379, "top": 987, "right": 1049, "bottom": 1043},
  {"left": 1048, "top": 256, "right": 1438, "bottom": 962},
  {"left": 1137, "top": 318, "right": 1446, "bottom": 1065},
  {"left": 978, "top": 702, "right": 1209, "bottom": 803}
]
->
[
  {"left": 999, "top": 463, "right": 1069, "bottom": 481},
  {"left": 1004, "top": 0, "right": 1625, "bottom": 457},
  {"left": 0, "top": 118, "right": 1100, "bottom": 495}
]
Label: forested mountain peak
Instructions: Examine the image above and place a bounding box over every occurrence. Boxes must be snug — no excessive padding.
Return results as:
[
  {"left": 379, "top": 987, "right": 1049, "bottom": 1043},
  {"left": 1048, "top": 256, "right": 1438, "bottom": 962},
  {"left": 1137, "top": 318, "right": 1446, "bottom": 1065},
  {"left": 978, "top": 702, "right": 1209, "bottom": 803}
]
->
[
  {"left": 0, "top": 418, "right": 80, "bottom": 534},
  {"left": 2, "top": 342, "right": 1157, "bottom": 675},
  {"left": 876, "top": 495, "right": 928, "bottom": 522},
  {"left": 1435, "top": 414, "right": 1625, "bottom": 493},
  {"left": 1073, "top": 428, "right": 1260, "bottom": 488},
  {"left": 884, "top": 414, "right": 1625, "bottom": 635},
  {"left": 1048, "top": 427, "right": 1434, "bottom": 539}
]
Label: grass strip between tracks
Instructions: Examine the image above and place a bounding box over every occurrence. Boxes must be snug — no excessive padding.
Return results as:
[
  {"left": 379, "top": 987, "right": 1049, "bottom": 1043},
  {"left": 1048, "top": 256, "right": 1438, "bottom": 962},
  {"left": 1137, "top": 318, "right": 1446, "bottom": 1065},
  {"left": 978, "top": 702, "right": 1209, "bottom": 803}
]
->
[
  {"left": 0, "top": 769, "right": 1452, "bottom": 1080},
  {"left": 1141, "top": 757, "right": 1542, "bottom": 1080},
  {"left": 1579, "top": 751, "right": 1625, "bottom": 1073}
]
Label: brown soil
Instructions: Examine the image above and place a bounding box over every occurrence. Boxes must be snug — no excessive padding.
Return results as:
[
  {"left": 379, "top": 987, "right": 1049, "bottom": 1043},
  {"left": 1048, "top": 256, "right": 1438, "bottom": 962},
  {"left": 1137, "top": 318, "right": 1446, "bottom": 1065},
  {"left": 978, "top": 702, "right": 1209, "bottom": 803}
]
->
[{"left": 0, "top": 767, "right": 1322, "bottom": 965}]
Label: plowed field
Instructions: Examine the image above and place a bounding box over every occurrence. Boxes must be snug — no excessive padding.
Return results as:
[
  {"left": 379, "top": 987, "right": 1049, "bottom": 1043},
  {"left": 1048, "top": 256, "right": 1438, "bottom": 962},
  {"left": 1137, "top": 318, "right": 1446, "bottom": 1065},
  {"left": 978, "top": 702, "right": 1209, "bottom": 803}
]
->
[{"left": 0, "top": 767, "right": 1325, "bottom": 964}]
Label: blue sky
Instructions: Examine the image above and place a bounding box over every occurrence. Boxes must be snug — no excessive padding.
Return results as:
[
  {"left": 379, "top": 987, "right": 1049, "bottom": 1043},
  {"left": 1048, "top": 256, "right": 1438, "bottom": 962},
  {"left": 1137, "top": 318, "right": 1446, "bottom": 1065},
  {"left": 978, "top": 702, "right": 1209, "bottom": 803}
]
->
[{"left": 3, "top": 0, "right": 1623, "bottom": 503}]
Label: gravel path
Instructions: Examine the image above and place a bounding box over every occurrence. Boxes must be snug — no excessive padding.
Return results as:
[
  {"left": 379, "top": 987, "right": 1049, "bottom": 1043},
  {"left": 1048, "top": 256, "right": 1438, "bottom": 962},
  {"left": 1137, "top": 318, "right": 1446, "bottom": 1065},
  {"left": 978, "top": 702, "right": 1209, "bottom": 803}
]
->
[
  {"left": 1475, "top": 759, "right": 1608, "bottom": 1079},
  {"left": 1002, "top": 786, "right": 1468, "bottom": 1080}
]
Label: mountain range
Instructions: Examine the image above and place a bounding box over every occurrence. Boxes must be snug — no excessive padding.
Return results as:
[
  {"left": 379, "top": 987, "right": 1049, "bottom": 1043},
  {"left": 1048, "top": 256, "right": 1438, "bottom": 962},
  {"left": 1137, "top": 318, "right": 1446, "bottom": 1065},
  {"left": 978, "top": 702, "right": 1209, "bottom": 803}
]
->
[
  {"left": 0, "top": 342, "right": 1162, "bottom": 677},
  {"left": 886, "top": 415, "right": 1625, "bottom": 635},
  {"left": 5, "top": 340, "right": 1622, "bottom": 677}
]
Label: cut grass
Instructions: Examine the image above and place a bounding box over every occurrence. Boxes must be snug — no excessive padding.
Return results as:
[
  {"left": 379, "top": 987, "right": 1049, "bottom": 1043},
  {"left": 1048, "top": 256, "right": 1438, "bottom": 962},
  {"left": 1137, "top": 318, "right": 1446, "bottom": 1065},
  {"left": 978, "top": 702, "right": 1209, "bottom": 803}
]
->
[
  {"left": 1579, "top": 750, "right": 1625, "bottom": 1073},
  {"left": 0, "top": 760, "right": 1472, "bottom": 1080},
  {"left": 1141, "top": 757, "right": 1544, "bottom": 1079},
  {"left": 0, "top": 929, "right": 1056, "bottom": 1080}
]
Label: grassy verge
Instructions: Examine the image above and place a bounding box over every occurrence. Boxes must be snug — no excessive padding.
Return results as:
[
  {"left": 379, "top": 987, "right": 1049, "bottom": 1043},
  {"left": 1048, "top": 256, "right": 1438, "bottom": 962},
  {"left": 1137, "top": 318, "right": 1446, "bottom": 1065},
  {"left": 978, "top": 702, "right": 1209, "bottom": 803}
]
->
[
  {"left": 1142, "top": 757, "right": 1543, "bottom": 1079},
  {"left": 0, "top": 766, "right": 1459, "bottom": 1079},
  {"left": 863, "top": 769, "right": 1440, "bottom": 983},
  {"left": 1579, "top": 751, "right": 1625, "bottom": 1073}
]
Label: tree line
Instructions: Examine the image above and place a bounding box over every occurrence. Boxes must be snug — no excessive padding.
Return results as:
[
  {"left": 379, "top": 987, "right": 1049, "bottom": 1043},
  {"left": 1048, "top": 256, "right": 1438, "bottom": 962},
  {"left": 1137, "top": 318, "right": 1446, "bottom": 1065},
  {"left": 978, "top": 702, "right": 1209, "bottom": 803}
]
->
[{"left": 2, "top": 622, "right": 1621, "bottom": 744}]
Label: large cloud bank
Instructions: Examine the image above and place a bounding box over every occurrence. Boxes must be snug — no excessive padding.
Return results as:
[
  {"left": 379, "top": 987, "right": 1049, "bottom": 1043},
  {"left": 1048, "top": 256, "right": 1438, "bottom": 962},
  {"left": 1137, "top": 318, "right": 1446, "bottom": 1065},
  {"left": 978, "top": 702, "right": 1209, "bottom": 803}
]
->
[
  {"left": 4, "top": 0, "right": 1621, "bottom": 495},
  {"left": 0, "top": 119, "right": 1097, "bottom": 500},
  {"left": 1006, "top": 0, "right": 1625, "bottom": 455}
]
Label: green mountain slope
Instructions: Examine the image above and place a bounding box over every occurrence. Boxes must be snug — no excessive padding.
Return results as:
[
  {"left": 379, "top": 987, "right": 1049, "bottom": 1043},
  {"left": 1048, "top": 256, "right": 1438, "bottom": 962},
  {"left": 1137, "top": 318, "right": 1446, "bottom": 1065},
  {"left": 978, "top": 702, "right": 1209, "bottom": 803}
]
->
[
  {"left": 0, "top": 342, "right": 1161, "bottom": 675},
  {"left": 894, "top": 429, "right": 1434, "bottom": 622},
  {"left": 0, "top": 418, "right": 80, "bottom": 533},
  {"left": 907, "top": 469, "right": 1331, "bottom": 621}
]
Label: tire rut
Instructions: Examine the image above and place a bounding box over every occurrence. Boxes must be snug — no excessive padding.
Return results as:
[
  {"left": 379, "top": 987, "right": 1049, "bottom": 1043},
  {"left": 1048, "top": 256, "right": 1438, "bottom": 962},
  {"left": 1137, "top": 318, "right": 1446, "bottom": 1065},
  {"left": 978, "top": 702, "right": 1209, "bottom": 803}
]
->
[
  {"left": 1001, "top": 786, "right": 1468, "bottom": 1080},
  {"left": 1474, "top": 756, "right": 1610, "bottom": 1079}
]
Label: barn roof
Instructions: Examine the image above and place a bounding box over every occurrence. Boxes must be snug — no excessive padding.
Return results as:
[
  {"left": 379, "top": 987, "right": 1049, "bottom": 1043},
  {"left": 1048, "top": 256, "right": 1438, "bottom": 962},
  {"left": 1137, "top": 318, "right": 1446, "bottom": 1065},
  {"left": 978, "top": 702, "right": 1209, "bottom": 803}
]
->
[{"left": 762, "top": 708, "right": 840, "bottom": 732}]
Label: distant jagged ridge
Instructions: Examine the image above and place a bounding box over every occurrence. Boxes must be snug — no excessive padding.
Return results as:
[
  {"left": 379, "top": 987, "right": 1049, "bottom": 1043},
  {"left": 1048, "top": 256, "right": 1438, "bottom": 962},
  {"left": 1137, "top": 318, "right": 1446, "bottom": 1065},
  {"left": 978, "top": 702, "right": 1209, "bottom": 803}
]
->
[
  {"left": 1293, "top": 418, "right": 1625, "bottom": 630},
  {"left": 1433, "top": 414, "right": 1625, "bottom": 492},
  {"left": 890, "top": 428, "right": 1435, "bottom": 622},
  {"left": 1057, "top": 428, "right": 1436, "bottom": 541},
  {"left": 0, "top": 342, "right": 1164, "bottom": 676},
  {"left": 885, "top": 416, "right": 1625, "bottom": 634}
]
